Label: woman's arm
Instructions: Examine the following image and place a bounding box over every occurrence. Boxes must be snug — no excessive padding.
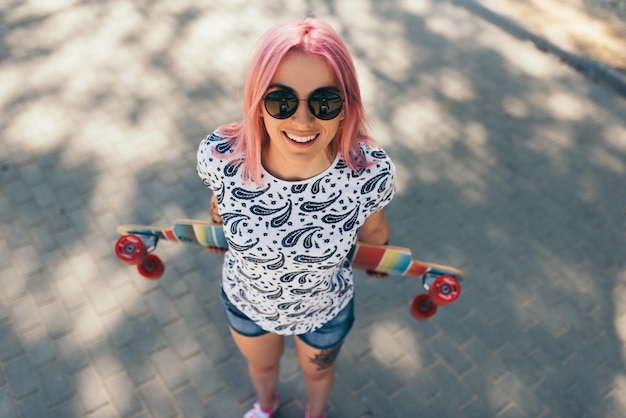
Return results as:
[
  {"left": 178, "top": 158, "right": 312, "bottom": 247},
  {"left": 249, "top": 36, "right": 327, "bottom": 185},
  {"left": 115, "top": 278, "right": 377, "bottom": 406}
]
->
[
  {"left": 357, "top": 209, "right": 391, "bottom": 278},
  {"left": 357, "top": 209, "right": 390, "bottom": 245},
  {"left": 207, "top": 193, "right": 226, "bottom": 254},
  {"left": 210, "top": 193, "right": 222, "bottom": 224}
]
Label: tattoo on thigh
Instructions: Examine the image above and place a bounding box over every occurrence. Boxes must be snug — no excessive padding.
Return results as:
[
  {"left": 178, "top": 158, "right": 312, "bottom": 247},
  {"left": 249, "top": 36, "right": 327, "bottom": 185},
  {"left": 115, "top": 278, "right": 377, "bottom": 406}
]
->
[{"left": 310, "top": 344, "right": 343, "bottom": 371}]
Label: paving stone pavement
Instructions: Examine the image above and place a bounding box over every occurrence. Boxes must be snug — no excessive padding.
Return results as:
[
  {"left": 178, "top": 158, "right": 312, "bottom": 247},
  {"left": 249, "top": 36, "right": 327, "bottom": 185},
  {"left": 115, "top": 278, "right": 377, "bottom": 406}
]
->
[{"left": 1, "top": 1, "right": 625, "bottom": 417}]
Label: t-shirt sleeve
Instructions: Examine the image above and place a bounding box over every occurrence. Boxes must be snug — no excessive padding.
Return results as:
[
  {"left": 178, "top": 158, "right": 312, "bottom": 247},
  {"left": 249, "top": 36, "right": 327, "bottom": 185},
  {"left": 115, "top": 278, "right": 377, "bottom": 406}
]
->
[
  {"left": 364, "top": 147, "right": 396, "bottom": 214},
  {"left": 196, "top": 131, "right": 222, "bottom": 191}
]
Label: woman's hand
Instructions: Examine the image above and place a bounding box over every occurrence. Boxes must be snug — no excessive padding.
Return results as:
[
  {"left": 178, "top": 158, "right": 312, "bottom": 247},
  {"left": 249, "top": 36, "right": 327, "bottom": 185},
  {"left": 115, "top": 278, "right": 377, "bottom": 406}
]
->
[
  {"left": 206, "top": 193, "right": 226, "bottom": 254},
  {"left": 205, "top": 246, "right": 227, "bottom": 255},
  {"left": 358, "top": 210, "right": 391, "bottom": 280},
  {"left": 210, "top": 193, "right": 222, "bottom": 224},
  {"left": 365, "top": 269, "right": 389, "bottom": 280}
]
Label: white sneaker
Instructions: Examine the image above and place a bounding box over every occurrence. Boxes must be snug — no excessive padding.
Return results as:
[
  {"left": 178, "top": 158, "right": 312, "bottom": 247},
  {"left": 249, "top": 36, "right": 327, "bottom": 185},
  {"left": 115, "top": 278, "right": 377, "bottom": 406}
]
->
[{"left": 244, "top": 394, "right": 279, "bottom": 418}]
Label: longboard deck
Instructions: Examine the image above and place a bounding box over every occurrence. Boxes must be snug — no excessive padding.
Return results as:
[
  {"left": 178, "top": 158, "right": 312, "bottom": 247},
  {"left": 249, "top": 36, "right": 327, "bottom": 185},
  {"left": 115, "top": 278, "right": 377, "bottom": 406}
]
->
[
  {"left": 117, "top": 219, "right": 464, "bottom": 281},
  {"left": 118, "top": 220, "right": 228, "bottom": 249}
]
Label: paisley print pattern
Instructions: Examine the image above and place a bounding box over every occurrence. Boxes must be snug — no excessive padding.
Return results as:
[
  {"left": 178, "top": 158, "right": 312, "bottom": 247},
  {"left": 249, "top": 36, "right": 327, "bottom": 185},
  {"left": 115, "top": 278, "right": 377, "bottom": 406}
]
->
[
  {"left": 197, "top": 130, "right": 395, "bottom": 335},
  {"left": 301, "top": 194, "right": 340, "bottom": 212},
  {"left": 294, "top": 247, "right": 338, "bottom": 264},
  {"left": 224, "top": 158, "right": 245, "bottom": 177},
  {"left": 291, "top": 184, "right": 308, "bottom": 194},
  {"left": 282, "top": 226, "right": 323, "bottom": 248}
]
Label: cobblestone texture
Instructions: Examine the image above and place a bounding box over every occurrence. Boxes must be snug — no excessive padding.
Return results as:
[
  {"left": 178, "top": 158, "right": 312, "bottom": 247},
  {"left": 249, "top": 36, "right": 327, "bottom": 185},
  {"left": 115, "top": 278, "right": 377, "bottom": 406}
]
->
[{"left": 1, "top": 0, "right": 625, "bottom": 417}]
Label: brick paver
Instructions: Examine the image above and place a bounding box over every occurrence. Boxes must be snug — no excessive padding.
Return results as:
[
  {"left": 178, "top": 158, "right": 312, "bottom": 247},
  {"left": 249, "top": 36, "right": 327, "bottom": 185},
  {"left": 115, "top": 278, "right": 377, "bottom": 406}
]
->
[{"left": 1, "top": 0, "right": 625, "bottom": 417}]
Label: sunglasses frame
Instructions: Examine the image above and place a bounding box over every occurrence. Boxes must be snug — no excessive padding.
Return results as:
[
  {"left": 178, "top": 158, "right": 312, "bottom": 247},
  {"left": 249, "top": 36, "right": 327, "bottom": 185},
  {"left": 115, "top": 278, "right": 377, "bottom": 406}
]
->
[{"left": 262, "top": 87, "right": 345, "bottom": 121}]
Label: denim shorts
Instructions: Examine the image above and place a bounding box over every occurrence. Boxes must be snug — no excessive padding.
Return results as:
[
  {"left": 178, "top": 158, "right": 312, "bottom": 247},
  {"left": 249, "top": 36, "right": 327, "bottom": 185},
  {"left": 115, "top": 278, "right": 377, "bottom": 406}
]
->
[{"left": 220, "top": 288, "right": 355, "bottom": 350}]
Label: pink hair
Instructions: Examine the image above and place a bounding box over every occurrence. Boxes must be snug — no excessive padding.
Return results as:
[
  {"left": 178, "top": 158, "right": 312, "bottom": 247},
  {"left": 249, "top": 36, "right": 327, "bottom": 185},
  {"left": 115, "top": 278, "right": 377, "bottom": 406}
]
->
[{"left": 218, "top": 18, "right": 375, "bottom": 186}]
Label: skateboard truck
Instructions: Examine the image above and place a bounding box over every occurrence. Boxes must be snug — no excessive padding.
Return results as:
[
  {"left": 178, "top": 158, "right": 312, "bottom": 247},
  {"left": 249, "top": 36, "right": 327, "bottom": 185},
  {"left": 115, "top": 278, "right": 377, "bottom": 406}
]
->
[
  {"left": 409, "top": 272, "right": 461, "bottom": 320},
  {"left": 115, "top": 234, "right": 164, "bottom": 279}
]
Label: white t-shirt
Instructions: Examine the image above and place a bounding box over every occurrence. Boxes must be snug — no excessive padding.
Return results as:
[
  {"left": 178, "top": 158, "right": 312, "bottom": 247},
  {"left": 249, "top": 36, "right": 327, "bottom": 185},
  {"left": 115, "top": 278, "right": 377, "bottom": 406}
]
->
[{"left": 197, "top": 130, "right": 396, "bottom": 335}]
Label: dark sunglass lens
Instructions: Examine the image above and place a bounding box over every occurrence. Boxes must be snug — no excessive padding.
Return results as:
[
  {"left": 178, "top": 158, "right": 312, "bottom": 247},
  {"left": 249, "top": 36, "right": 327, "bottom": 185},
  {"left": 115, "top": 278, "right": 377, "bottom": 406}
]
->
[
  {"left": 264, "top": 91, "right": 298, "bottom": 119},
  {"left": 309, "top": 90, "right": 343, "bottom": 120}
]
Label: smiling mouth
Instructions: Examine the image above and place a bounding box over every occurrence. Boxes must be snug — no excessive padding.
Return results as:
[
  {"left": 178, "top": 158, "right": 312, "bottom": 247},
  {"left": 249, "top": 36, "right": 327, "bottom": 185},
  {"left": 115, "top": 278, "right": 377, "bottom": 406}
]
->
[{"left": 284, "top": 131, "right": 318, "bottom": 143}]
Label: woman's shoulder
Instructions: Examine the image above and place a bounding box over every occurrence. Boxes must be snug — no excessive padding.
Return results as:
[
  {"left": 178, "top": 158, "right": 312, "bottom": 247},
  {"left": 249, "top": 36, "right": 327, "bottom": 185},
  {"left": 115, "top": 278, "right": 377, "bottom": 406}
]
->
[
  {"left": 358, "top": 142, "right": 392, "bottom": 162},
  {"left": 199, "top": 129, "right": 233, "bottom": 153},
  {"left": 198, "top": 129, "right": 240, "bottom": 163},
  {"left": 351, "top": 142, "right": 394, "bottom": 177},
  {"left": 197, "top": 130, "right": 244, "bottom": 183}
]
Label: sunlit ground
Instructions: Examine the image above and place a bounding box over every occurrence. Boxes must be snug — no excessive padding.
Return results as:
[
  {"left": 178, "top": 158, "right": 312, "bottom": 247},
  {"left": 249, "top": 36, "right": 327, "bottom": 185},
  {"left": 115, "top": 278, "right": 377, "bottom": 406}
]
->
[
  {"left": 479, "top": 0, "right": 626, "bottom": 72},
  {"left": 1, "top": 0, "right": 626, "bottom": 416}
]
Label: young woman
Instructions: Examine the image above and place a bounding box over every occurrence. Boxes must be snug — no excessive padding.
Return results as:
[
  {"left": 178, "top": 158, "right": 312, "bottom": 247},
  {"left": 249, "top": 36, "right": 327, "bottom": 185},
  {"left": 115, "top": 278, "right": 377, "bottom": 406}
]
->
[{"left": 197, "top": 18, "right": 396, "bottom": 418}]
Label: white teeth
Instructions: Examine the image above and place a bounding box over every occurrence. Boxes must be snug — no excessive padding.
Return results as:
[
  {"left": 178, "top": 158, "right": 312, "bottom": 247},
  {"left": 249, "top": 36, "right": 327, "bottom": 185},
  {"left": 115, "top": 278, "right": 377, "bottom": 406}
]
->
[{"left": 285, "top": 132, "right": 317, "bottom": 143}]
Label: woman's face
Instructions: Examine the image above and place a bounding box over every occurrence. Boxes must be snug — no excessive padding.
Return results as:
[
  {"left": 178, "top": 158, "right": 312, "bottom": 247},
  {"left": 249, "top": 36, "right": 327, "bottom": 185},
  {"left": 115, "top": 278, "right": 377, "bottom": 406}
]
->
[{"left": 260, "top": 51, "right": 344, "bottom": 180}]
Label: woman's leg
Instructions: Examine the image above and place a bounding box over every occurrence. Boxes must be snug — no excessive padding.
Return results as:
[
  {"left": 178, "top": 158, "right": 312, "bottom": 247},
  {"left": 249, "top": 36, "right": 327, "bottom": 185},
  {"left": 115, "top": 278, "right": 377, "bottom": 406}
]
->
[
  {"left": 230, "top": 328, "right": 285, "bottom": 410},
  {"left": 294, "top": 337, "right": 343, "bottom": 418}
]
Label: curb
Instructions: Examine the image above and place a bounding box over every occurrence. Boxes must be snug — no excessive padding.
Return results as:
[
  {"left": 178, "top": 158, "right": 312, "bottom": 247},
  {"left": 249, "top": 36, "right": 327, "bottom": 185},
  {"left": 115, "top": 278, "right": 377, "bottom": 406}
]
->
[{"left": 452, "top": 0, "right": 626, "bottom": 99}]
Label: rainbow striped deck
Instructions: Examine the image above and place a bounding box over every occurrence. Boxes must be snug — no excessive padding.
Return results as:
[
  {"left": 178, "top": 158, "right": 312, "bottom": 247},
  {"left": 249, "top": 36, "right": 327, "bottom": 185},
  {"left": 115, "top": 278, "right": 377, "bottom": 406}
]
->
[
  {"left": 348, "top": 243, "right": 430, "bottom": 277},
  {"left": 117, "top": 219, "right": 228, "bottom": 250}
]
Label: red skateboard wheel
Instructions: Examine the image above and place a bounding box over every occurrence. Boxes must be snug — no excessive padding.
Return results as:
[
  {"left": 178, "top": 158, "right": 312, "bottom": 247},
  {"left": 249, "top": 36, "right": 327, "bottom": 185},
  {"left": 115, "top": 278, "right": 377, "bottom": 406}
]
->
[
  {"left": 410, "top": 294, "right": 437, "bottom": 320},
  {"left": 137, "top": 254, "right": 164, "bottom": 280},
  {"left": 428, "top": 275, "right": 461, "bottom": 306},
  {"left": 115, "top": 235, "right": 147, "bottom": 265}
]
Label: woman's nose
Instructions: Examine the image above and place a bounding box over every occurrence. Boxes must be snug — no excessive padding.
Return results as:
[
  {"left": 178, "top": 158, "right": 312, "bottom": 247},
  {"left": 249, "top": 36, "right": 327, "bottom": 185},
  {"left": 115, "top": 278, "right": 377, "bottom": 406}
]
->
[{"left": 291, "top": 101, "right": 315, "bottom": 125}]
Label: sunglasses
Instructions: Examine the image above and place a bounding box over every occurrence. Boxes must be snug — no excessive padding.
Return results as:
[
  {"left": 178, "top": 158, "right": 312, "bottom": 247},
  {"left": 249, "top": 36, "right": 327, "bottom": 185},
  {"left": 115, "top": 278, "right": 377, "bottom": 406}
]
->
[{"left": 263, "top": 87, "right": 344, "bottom": 120}]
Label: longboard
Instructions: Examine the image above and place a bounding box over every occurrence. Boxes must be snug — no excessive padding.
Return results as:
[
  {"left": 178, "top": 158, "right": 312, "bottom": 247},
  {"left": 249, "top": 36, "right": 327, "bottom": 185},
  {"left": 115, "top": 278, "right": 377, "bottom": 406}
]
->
[{"left": 115, "top": 219, "right": 465, "bottom": 319}]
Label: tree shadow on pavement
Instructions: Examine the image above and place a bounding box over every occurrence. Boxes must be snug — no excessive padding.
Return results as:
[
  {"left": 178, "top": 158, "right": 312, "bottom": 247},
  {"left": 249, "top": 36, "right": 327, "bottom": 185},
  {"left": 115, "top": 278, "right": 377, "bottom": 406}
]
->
[
  {"left": 336, "top": 1, "right": 626, "bottom": 417},
  {"left": 1, "top": 1, "right": 625, "bottom": 417}
]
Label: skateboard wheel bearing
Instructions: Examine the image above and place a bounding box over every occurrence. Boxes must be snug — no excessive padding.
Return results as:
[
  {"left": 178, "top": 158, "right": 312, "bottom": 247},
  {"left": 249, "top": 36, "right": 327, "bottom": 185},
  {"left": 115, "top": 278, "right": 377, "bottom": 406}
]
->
[
  {"left": 429, "top": 275, "right": 461, "bottom": 306},
  {"left": 137, "top": 254, "right": 164, "bottom": 280},
  {"left": 410, "top": 294, "right": 437, "bottom": 320},
  {"left": 115, "top": 235, "right": 147, "bottom": 265}
]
